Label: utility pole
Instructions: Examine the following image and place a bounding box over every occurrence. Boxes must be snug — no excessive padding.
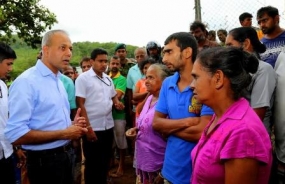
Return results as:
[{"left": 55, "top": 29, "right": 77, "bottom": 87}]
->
[{"left": 194, "top": 0, "right": 202, "bottom": 21}]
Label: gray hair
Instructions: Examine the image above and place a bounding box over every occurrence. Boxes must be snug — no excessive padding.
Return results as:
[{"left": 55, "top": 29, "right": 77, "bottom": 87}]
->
[
  {"left": 148, "top": 63, "right": 171, "bottom": 80},
  {"left": 41, "top": 29, "right": 69, "bottom": 48},
  {"left": 134, "top": 47, "right": 147, "bottom": 55}
]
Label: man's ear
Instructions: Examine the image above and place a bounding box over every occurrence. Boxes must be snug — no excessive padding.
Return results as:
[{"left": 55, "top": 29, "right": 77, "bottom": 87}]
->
[
  {"left": 183, "top": 47, "right": 192, "bottom": 59},
  {"left": 42, "top": 45, "right": 49, "bottom": 56},
  {"left": 274, "top": 15, "right": 280, "bottom": 24}
]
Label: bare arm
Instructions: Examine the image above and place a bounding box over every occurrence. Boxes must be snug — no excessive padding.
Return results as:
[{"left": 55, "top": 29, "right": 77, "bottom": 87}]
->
[
  {"left": 153, "top": 111, "right": 199, "bottom": 135},
  {"left": 12, "top": 108, "right": 87, "bottom": 145},
  {"left": 76, "top": 96, "right": 97, "bottom": 141},
  {"left": 253, "top": 107, "right": 267, "bottom": 121},
  {"left": 116, "top": 90, "right": 124, "bottom": 100},
  {"left": 112, "top": 94, "right": 124, "bottom": 110},
  {"left": 136, "top": 93, "right": 150, "bottom": 115},
  {"left": 12, "top": 127, "right": 84, "bottom": 145},
  {"left": 125, "top": 88, "right": 133, "bottom": 114},
  {"left": 153, "top": 111, "right": 211, "bottom": 142},
  {"left": 76, "top": 97, "right": 90, "bottom": 127},
  {"left": 173, "top": 115, "right": 212, "bottom": 141},
  {"left": 133, "top": 85, "right": 148, "bottom": 102},
  {"left": 225, "top": 158, "right": 259, "bottom": 184}
]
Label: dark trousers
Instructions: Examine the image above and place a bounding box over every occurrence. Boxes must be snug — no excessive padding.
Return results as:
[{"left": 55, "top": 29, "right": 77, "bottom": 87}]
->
[
  {"left": 26, "top": 148, "right": 73, "bottom": 184},
  {"left": 82, "top": 128, "right": 114, "bottom": 184},
  {"left": 0, "top": 154, "right": 16, "bottom": 184}
]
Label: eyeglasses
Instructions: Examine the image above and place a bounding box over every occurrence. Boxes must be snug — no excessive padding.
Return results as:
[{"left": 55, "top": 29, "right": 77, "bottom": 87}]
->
[{"left": 96, "top": 76, "right": 111, "bottom": 86}]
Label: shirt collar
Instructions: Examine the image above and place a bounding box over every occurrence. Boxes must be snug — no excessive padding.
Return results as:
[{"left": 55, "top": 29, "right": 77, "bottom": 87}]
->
[
  {"left": 168, "top": 72, "right": 180, "bottom": 88},
  {"left": 87, "top": 68, "right": 108, "bottom": 78},
  {"left": 109, "top": 72, "right": 121, "bottom": 79},
  {"left": 217, "top": 98, "right": 249, "bottom": 123},
  {"left": 36, "top": 59, "right": 61, "bottom": 78}
]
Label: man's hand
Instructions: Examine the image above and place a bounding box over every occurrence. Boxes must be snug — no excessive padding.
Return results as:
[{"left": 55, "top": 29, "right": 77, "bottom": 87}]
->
[
  {"left": 126, "top": 127, "right": 138, "bottom": 140},
  {"left": 15, "top": 148, "right": 26, "bottom": 168},
  {"left": 65, "top": 125, "right": 88, "bottom": 140},
  {"left": 114, "top": 102, "right": 125, "bottom": 110},
  {"left": 86, "top": 127, "right": 98, "bottom": 142},
  {"left": 73, "top": 108, "right": 86, "bottom": 128}
]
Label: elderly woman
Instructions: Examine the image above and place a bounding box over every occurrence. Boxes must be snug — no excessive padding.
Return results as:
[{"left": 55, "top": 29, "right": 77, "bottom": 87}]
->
[
  {"left": 127, "top": 63, "right": 171, "bottom": 184},
  {"left": 190, "top": 47, "right": 272, "bottom": 184},
  {"left": 133, "top": 58, "right": 155, "bottom": 117},
  {"left": 225, "top": 27, "right": 277, "bottom": 134}
]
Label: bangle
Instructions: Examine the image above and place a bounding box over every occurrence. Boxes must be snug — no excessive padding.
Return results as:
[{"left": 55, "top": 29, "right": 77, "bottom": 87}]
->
[{"left": 158, "top": 172, "right": 164, "bottom": 179}]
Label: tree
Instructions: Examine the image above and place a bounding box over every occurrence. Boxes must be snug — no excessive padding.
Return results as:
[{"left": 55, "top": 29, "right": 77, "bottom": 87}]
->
[{"left": 0, "top": 0, "right": 57, "bottom": 48}]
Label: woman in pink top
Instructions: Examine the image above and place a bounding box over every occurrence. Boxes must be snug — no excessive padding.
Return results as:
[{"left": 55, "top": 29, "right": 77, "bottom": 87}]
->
[
  {"left": 127, "top": 64, "right": 171, "bottom": 184},
  {"left": 190, "top": 47, "right": 272, "bottom": 184}
]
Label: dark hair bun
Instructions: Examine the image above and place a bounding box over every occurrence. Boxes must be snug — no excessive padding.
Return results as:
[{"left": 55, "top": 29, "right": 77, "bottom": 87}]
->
[
  {"left": 197, "top": 47, "right": 259, "bottom": 100},
  {"left": 241, "top": 50, "right": 259, "bottom": 74}
]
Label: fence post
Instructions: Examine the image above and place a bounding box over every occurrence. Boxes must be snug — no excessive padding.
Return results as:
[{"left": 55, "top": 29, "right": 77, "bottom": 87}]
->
[{"left": 194, "top": 0, "right": 202, "bottom": 21}]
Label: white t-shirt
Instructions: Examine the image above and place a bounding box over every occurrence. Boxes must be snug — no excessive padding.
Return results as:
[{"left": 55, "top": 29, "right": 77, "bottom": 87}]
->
[
  {"left": 75, "top": 69, "right": 116, "bottom": 131},
  {"left": 0, "top": 80, "right": 13, "bottom": 159},
  {"left": 246, "top": 60, "right": 277, "bottom": 134},
  {"left": 274, "top": 52, "right": 285, "bottom": 163}
]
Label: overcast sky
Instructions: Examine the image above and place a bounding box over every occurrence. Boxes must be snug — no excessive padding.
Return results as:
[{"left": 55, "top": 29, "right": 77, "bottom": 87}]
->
[{"left": 40, "top": 0, "right": 285, "bottom": 47}]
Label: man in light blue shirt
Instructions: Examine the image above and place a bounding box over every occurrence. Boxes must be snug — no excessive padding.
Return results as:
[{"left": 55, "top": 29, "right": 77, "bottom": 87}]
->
[{"left": 4, "top": 29, "right": 87, "bottom": 184}]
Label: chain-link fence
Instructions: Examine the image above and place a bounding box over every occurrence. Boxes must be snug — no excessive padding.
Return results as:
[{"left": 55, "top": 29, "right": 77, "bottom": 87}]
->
[{"left": 195, "top": 0, "right": 285, "bottom": 34}]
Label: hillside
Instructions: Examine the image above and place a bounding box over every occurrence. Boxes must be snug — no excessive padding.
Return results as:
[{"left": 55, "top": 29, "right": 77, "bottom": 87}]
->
[{"left": 9, "top": 39, "right": 138, "bottom": 79}]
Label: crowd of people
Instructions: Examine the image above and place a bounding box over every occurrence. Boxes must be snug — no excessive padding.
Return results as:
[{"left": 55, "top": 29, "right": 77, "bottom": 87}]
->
[{"left": 0, "top": 5, "right": 285, "bottom": 184}]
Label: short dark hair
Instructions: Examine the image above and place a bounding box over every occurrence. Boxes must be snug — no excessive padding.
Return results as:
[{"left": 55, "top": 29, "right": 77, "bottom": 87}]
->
[
  {"left": 190, "top": 21, "right": 207, "bottom": 32},
  {"left": 257, "top": 6, "right": 279, "bottom": 19},
  {"left": 0, "top": 42, "right": 17, "bottom": 63},
  {"left": 111, "top": 55, "right": 119, "bottom": 60},
  {"left": 139, "top": 57, "right": 156, "bottom": 71},
  {"left": 90, "top": 48, "right": 108, "bottom": 60},
  {"left": 164, "top": 32, "right": 198, "bottom": 62},
  {"left": 239, "top": 12, "right": 253, "bottom": 22},
  {"left": 217, "top": 29, "right": 228, "bottom": 36},
  {"left": 208, "top": 30, "right": 216, "bottom": 37},
  {"left": 197, "top": 47, "right": 258, "bottom": 100},
  {"left": 80, "top": 56, "right": 90, "bottom": 68}
]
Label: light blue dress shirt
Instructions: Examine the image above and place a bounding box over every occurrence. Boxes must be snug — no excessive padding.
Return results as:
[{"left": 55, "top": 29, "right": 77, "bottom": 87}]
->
[{"left": 5, "top": 60, "right": 71, "bottom": 150}]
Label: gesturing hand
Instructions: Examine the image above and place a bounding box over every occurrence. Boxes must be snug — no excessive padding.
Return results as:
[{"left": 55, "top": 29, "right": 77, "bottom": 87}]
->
[{"left": 73, "top": 108, "right": 86, "bottom": 128}]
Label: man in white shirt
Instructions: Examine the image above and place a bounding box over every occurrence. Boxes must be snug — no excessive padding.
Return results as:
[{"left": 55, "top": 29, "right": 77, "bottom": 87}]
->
[
  {"left": 75, "top": 48, "right": 124, "bottom": 184},
  {"left": 0, "top": 42, "right": 21, "bottom": 184}
]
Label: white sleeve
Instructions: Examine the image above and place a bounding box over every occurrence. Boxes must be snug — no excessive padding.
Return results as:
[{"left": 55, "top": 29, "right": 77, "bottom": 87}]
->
[
  {"left": 75, "top": 75, "right": 87, "bottom": 98},
  {"left": 274, "top": 52, "right": 285, "bottom": 163}
]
